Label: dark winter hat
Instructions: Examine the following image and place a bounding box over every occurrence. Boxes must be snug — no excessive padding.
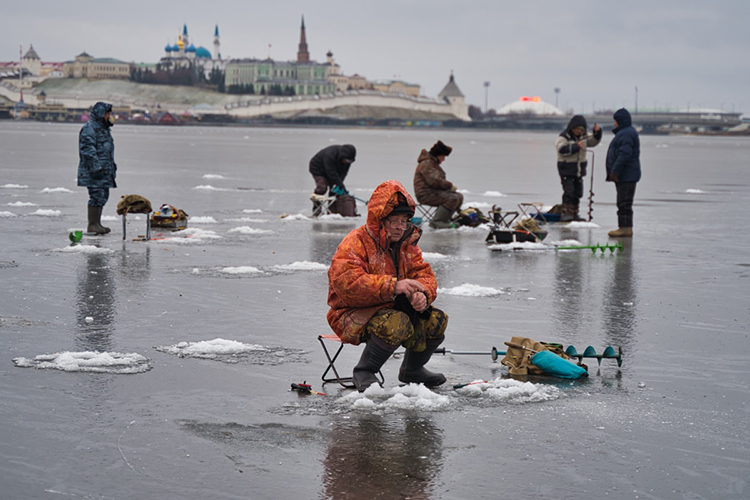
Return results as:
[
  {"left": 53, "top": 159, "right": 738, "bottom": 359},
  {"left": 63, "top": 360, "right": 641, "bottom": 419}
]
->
[
  {"left": 429, "top": 140, "right": 452, "bottom": 157},
  {"left": 567, "top": 115, "right": 587, "bottom": 131},
  {"left": 613, "top": 108, "right": 632, "bottom": 128},
  {"left": 388, "top": 200, "right": 414, "bottom": 218}
]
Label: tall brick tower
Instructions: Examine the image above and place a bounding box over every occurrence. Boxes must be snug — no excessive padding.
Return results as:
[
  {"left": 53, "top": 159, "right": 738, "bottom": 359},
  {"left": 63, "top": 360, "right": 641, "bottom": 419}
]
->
[{"left": 297, "top": 16, "right": 310, "bottom": 63}]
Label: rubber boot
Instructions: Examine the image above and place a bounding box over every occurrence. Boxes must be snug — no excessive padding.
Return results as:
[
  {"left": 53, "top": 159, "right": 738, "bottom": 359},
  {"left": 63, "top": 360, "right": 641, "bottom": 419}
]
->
[
  {"left": 87, "top": 206, "right": 107, "bottom": 235},
  {"left": 352, "top": 336, "right": 398, "bottom": 392},
  {"left": 560, "top": 204, "right": 574, "bottom": 222},
  {"left": 428, "top": 206, "right": 456, "bottom": 229},
  {"left": 98, "top": 206, "right": 111, "bottom": 233},
  {"left": 572, "top": 206, "right": 585, "bottom": 222},
  {"left": 608, "top": 227, "right": 633, "bottom": 237},
  {"left": 398, "top": 339, "right": 447, "bottom": 387}
]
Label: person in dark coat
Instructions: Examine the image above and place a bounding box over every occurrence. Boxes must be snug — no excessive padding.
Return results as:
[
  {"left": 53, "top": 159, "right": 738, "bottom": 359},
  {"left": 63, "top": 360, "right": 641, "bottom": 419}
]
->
[
  {"left": 554, "top": 115, "right": 602, "bottom": 221},
  {"left": 605, "top": 108, "right": 642, "bottom": 237},
  {"left": 77, "top": 101, "right": 117, "bottom": 234},
  {"left": 309, "top": 144, "right": 357, "bottom": 217},
  {"left": 413, "top": 140, "right": 462, "bottom": 228}
]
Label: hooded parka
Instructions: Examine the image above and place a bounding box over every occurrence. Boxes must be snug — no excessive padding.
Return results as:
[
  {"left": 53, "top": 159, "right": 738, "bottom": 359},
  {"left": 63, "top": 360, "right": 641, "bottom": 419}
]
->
[
  {"left": 555, "top": 115, "right": 602, "bottom": 178},
  {"left": 606, "top": 108, "right": 642, "bottom": 183},
  {"left": 327, "top": 180, "right": 438, "bottom": 345},
  {"left": 309, "top": 144, "right": 356, "bottom": 192},
  {"left": 77, "top": 102, "right": 117, "bottom": 189}
]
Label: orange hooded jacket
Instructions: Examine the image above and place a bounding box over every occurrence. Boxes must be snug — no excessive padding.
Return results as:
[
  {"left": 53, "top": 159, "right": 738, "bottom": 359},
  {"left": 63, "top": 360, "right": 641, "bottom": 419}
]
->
[{"left": 326, "top": 180, "right": 438, "bottom": 345}]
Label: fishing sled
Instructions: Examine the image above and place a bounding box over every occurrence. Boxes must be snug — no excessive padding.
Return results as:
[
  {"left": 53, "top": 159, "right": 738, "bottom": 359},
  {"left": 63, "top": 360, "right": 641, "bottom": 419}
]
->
[{"left": 486, "top": 205, "right": 547, "bottom": 244}]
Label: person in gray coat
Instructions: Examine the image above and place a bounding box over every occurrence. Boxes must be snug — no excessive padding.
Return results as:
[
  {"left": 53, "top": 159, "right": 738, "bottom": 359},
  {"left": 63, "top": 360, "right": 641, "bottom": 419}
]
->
[
  {"left": 77, "top": 101, "right": 117, "bottom": 234},
  {"left": 605, "top": 108, "right": 642, "bottom": 237}
]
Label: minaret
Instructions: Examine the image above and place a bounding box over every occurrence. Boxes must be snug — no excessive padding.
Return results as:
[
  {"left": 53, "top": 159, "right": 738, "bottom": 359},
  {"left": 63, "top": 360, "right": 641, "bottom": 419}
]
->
[
  {"left": 213, "top": 25, "right": 220, "bottom": 60},
  {"left": 297, "top": 15, "right": 310, "bottom": 63},
  {"left": 182, "top": 23, "right": 189, "bottom": 49}
]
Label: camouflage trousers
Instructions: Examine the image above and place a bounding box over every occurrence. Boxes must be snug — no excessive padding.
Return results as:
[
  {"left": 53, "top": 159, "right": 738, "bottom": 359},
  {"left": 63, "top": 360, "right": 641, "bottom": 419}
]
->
[{"left": 362, "top": 307, "right": 448, "bottom": 352}]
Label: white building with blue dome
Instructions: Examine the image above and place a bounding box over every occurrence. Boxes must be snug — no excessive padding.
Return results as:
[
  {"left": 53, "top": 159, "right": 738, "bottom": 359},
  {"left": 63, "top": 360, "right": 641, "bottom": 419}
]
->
[{"left": 159, "top": 24, "right": 224, "bottom": 78}]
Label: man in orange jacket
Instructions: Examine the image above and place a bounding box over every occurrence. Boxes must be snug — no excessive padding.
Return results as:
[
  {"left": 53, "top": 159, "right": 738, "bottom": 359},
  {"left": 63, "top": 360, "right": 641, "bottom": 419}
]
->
[{"left": 327, "top": 180, "right": 449, "bottom": 391}]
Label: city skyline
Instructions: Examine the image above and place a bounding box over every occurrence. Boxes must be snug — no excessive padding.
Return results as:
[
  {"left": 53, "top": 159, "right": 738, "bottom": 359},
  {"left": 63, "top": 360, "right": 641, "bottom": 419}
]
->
[{"left": 2, "top": 0, "right": 748, "bottom": 114}]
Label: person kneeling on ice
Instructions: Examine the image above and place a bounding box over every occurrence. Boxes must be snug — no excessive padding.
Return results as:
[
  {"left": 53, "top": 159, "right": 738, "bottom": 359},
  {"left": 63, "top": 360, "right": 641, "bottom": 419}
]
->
[
  {"left": 327, "top": 180, "right": 449, "bottom": 392},
  {"left": 309, "top": 144, "right": 358, "bottom": 217}
]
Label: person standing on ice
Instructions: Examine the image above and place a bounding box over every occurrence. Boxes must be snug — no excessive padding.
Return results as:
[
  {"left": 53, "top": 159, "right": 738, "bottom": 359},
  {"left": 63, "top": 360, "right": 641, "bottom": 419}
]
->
[
  {"left": 327, "top": 180, "right": 449, "bottom": 392},
  {"left": 77, "top": 101, "right": 117, "bottom": 235},
  {"left": 555, "top": 115, "right": 602, "bottom": 221},
  {"left": 309, "top": 144, "right": 357, "bottom": 217},
  {"left": 605, "top": 108, "right": 641, "bottom": 238},
  {"left": 413, "top": 140, "right": 462, "bottom": 228}
]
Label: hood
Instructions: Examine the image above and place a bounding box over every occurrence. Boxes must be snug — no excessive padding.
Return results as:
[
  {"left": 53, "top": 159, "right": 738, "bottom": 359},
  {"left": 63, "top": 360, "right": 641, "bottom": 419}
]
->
[
  {"left": 613, "top": 108, "right": 632, "bottom": 128},
  {"left": 366, "top": 180, "right": 416, "bottom": 232},
  {"left": 340, "top": 144, "right": 356, "bottom": 162},
  {"left": 417, "top": 149, "right": 434, "bottom": 163},
  {"left": 566, "top": 115, "right": 587, "bottom": 133},
  {"left": 90, "top": 101, "right": 112, "bottom": 124}
]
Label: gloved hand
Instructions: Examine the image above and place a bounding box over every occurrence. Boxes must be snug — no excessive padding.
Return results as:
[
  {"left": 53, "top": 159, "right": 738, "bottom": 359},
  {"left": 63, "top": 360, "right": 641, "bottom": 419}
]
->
[
  {"left": 450, "top": 183, "right": 458, "bottom": 192},
  {"left": 91, "top": 168, "right": 104, "bottom": 181},
  {"left": 609, "top": 173, "right": 619, "bottom": 182},
  {"left": 332, "top": 185, "right": 349, "bottom": 196}
]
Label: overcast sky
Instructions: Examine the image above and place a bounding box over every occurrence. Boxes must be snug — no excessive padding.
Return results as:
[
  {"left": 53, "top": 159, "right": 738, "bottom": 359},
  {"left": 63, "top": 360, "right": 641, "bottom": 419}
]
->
[{"left": 2, "top": 0, "right": 748, "bottom": 114}]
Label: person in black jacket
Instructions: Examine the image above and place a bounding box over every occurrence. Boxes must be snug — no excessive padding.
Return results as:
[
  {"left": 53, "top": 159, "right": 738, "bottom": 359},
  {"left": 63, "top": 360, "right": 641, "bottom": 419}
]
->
[
  {"left": 554, "top": 115, "right": 602, "bottom": 221},
  {"left": 309, "top": 144, "right": 357, "bottom": 217},
  {"left": 605, "top": 108, "right": 642, "bottom": 237}
]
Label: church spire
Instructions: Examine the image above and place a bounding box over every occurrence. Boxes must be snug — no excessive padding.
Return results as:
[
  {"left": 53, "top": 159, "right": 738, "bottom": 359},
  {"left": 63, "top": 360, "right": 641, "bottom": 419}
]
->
[{"left": 297, "top": 15, "right": 310, "bottom": 63}]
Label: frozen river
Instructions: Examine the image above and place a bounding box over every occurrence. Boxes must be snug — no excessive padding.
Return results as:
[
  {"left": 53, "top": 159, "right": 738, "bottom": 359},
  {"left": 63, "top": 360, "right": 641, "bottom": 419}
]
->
[{"left": 1, "top": 121, "right": 748, "bottom": 499}]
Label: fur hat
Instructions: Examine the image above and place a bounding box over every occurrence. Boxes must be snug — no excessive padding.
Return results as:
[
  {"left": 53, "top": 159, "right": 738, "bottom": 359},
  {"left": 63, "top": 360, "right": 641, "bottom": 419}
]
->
[{"left": 429, "top": 140, "right": 452, "bottom": 157}]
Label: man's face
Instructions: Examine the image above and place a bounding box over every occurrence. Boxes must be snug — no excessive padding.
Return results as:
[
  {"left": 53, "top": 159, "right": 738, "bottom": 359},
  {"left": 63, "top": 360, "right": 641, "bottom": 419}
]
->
[
  {"left": 383, "top": 215, "right": 411, "bottom": 242},
  {"left": 572, "top": 126, "right": 585, "bottom": 136},
  {"left": 436, "top": 155, "right": 446, "bottom": 164}
]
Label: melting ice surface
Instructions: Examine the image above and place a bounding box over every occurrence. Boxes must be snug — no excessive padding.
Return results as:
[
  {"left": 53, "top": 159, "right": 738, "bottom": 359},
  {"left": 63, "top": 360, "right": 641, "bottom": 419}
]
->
[
  {"left": 53, "top": 245, "right": 115, "bottom": 254},
  {"left": 13, "top": 351, "right": 151, "bottom": 374}
]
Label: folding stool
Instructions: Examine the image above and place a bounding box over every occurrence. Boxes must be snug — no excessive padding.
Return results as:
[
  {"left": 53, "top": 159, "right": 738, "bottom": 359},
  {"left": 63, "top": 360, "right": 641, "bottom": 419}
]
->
[{"left": 318, "top": 334, "right": 384, "bottom": 388}]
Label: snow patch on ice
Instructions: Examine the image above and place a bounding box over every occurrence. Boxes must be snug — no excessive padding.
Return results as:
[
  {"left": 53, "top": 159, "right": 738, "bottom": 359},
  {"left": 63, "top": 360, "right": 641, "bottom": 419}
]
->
[
  {"left": 438, "top": 283, "right": 504, "bottom": 297},
  {"left": 685, "top": 189, "right": 705, "bottom": 194},
  {"left": 193, "top": 185, "right": 229, "bottom": 191},
  {"left": 225, "top": 217, "right": 265, "bottom": 223},
  {"left": 0, "top": 211, "right": 17, "bottom": 218},
  {"left": 202, "top": 174, "right": 226, "bottom": 179},
  {"left": 280, "top": 213, "right": 310, "bottom": 221},
  {"left": 30, "top": 209, "right": 62, "bottom": 216},
  {"left": 228, "top": 226, "right": 273, "bottom": 235},
  {"left": 41, "top": 187, "right": 73, "bottom": 194},
  {"left": 155, "top": 338, "right": 306, "bottom": 365},
  {"left": 13, "top": 351, "right": 151, "bottom": 374},
  {"left": 272, "top": 261, "right": 328, "bottom": 271},
  {"left": 340, "top": 383, "right": 451, "bottom": 411},
  {"left": 455, "top": 378, "right": 562, "bottom": 403},
  {"left": 564, "top": 221, "right": 599, "bottom": 228},
  {"left": 463, "top": 201, "right": 493, "bottom": 209},
  {"left": 7, "top": 201, "right": 36, "bottom": 207},
  {"left": 2, "top": 184, "right": 28, "bottom": 189},
  {"left": 154, "top": 227, "right": 222, "bottom": 244},
  {"left": 422, "top": 252, "right": 470, "bottom": 262},
  {"left": 488, "top": 241, "right": 549, "bottom": 251},
  {"left": 220, "top": 266, "right": 264, "bottom": 275},
  {"left": 190, "top": 216, "right": 217, "bottom": 224},
  {"left": 243, "top": 209, "right": 263, "bottom": 214},
  {"left": 481, "top": 191, "right": 507, "bottom": 197},
  {"left": 54, "top": 245, "right": 115, "bottom": 254}
]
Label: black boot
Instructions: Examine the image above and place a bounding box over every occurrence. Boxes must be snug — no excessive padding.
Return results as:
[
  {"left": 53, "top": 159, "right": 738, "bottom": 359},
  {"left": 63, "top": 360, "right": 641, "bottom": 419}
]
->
[
  {"left": 398, "top": 339, "right": 447, "bottom": 387},
  {"left": 353, "top": 337, "right": 397, "bottom": 392},
  {"left": 87, "top": 206, "right": 107, "bottom": 235}
]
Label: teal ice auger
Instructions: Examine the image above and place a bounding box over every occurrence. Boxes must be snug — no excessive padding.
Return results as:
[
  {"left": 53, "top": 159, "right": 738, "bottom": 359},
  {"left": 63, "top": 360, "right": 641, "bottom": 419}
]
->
[
  {"left": 564, "top": 345, "right": 624, "bottom": 367},
  {"left": 556, "top": 242, "right": 624, "bottom": 254}
]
